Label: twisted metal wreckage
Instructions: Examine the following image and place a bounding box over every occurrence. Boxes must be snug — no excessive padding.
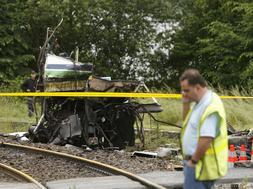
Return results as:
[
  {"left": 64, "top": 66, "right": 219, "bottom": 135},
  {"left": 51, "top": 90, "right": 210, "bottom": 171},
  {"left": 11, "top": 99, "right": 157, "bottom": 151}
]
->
[
  {"left": 28, "top": 19, "right": 172, "bottom": 149},
  {"left": 26, "top": 20, "right": 244, "bottom": 150}
]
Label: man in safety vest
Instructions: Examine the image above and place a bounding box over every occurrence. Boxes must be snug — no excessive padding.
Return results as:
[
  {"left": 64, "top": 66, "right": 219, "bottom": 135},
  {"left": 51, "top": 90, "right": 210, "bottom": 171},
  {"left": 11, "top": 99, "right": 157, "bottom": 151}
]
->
[{"left": 180, "top": 69, "right": 228, "bottom": 189}]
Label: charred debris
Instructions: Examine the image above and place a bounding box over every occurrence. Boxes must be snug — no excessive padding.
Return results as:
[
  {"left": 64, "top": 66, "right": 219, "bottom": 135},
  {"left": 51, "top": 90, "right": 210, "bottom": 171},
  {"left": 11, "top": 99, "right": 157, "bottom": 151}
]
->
[
  {"left": 30, "top": 75, "right": 163, "bottom": 149},
  {"left": 28, "top": 20, "right": 165, "bottom": 149}
]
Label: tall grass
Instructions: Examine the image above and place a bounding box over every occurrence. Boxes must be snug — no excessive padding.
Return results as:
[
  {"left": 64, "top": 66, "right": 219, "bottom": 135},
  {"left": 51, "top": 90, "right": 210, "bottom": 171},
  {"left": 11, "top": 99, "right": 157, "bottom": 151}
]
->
[
  {"left": 149, "top": 87, "right": 253, "bottom": 132},
  {"left": 1, "top": 87, "right": 253, "bottom": 147},
  {"left": 218, "top": 87, "right": 253, "bottom": 130},
  {"left": 0, "top": 97, "right": 36, "bottom": 133}
]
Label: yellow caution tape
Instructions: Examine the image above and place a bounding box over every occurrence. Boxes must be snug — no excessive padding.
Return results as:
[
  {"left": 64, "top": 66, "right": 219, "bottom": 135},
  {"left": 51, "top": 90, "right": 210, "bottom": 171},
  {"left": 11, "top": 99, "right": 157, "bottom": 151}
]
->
[
  {"left": 0, "top": 92, "right": 181, "bottom": 98},
  {"left": 0, "top": 92, "right": 252, "bottom": 99},
  {"left": 220, "top": 96, "right": 253, "bottom": 99}
]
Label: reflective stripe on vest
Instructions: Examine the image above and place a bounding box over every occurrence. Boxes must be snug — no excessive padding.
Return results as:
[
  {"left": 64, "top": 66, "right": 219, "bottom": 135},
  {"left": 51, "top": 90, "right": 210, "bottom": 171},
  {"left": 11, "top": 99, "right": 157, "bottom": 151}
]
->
[{"left": 205, "top": 138, "right": 227, "bottom": 155}]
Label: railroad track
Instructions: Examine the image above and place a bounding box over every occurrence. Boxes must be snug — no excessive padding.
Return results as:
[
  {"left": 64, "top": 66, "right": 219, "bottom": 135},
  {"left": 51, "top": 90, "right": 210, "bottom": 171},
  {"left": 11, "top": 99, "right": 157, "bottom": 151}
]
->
[
  {"left": 0, "top": 142, "right": 166, "bottom": 189},
  {"left": 0, "top": 162, "right": 46, "bottom": 189}
]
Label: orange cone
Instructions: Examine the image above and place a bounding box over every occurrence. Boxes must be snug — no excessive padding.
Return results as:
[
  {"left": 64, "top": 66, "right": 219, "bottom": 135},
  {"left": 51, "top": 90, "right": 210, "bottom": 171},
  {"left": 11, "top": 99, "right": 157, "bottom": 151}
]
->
[
  {"left": 239, "top": 144, "right": 247, "bottom": 162},
  {"left": 228, "top": 144, "right": 236, "bottom": 168}
]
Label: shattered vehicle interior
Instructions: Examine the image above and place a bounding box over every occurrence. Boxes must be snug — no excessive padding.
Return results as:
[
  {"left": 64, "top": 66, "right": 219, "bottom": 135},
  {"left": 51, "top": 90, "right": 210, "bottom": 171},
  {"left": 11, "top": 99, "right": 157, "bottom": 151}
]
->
[{"left": 29, "top": 22, "right": 163, "bottom": 149}]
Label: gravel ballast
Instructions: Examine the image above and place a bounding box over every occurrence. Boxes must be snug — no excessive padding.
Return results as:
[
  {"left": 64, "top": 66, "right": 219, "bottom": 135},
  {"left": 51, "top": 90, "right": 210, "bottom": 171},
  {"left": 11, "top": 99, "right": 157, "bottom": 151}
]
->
[{"left": 0, "top": 136, "right": 177, "bottom": 182}]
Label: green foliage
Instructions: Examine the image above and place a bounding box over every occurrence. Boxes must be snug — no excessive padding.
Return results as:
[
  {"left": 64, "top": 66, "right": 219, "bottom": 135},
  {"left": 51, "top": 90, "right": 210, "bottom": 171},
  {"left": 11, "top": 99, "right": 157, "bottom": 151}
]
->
[
  {"left": 0, "top": 0, "right": 35, "bottom": 84},
  {"left": 169, "top": 0, "right": 253, "bottom": 89},
  {"left": 0, "top": 0, "right": 176, "bottom": 88},
  {"left": 2, "top": 0, "right": 253, "bottom": 90}
]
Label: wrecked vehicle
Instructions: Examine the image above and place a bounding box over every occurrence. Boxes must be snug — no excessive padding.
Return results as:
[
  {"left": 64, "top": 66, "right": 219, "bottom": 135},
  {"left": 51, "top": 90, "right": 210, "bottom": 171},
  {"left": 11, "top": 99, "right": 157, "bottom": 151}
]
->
[{"left": 29, "top": 21, "right": 163, "bottom": 149}]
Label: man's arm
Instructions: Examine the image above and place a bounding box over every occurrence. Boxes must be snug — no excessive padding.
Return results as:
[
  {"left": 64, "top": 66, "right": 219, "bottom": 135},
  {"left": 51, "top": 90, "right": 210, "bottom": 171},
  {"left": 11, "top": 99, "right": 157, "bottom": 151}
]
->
[
  {"left": 190, "top": 137, "right": 213, "bottom": 164},
  {"left": 188, "top": 113, "right": 219, "bottom": 166}
]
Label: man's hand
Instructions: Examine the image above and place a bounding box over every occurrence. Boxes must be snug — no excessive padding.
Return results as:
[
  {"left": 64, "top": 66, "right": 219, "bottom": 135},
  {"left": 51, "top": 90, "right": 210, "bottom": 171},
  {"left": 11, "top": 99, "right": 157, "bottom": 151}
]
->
[{"left": 187, "top": 160, "right": 196, "bottom": 168}]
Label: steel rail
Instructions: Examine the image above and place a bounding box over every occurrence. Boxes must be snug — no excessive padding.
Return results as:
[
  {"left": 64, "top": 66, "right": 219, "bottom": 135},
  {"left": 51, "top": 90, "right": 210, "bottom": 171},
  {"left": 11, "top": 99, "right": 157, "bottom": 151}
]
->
[
  {"left": 1, "top": 142, "right": 166, "bottom": 189},
  {"left": 0, "top": 162, "right": 47, "bottom": 189}
]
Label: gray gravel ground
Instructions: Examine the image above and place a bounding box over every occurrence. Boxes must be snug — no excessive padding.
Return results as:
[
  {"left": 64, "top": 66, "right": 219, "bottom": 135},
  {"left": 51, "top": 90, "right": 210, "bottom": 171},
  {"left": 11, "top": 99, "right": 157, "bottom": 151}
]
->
[
  {"left": 0, "top": 172, "right": 19, "bottom": 182},
  {"left": 0, "top": 136, "right": 178, "bottom": 183},
  {"left": 0, "top": 147, "right": 106, "bottom": 183}
]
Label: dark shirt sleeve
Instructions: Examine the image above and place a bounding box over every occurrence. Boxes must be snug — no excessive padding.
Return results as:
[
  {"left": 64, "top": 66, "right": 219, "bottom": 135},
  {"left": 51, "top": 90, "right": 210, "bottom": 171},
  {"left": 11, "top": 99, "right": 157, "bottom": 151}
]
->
[
  {"left": 21, "top": 79, "right": 36, "bottom": 92},
  {"left": 21, "top": 79, "right": 29, "bottom": 91}
]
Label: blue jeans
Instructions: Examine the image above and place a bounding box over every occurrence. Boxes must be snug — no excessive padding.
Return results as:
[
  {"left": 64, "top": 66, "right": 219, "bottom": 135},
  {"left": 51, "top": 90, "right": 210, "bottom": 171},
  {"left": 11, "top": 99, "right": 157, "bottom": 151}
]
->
[{"left": 183, "top": 161, "right": 215, "bottom": 189}]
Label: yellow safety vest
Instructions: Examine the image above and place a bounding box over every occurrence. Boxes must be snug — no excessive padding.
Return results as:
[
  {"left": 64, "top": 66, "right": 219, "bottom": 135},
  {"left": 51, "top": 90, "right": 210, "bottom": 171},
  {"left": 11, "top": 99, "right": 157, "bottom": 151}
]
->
[{"left": 180, "top": 92, "right": 228, "bottom": 181}]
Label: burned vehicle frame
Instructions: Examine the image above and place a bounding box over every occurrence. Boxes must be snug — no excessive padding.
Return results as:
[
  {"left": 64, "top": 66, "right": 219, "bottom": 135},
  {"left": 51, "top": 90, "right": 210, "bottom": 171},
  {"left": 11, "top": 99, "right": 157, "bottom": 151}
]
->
[
  {"left": 30, "top": 78, "right": 162, "bottom": 149},
  {"left": 29, "top": 20, "right": 163, "bottom": 149}
]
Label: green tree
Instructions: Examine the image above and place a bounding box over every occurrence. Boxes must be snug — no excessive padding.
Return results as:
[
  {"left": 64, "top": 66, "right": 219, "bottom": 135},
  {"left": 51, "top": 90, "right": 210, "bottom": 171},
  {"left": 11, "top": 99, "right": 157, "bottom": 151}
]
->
[
  {"left": 0, "top": 0, "right": 35, "bottom": 85},
  {"left": 80, "top": 0, "right": 176, "bottom": 83},
  {"left": 169, "top": 0, "right": 253, "bottom": 89},
  {"left": 1, "top": 0, "right": 176, "bottom": 88}
]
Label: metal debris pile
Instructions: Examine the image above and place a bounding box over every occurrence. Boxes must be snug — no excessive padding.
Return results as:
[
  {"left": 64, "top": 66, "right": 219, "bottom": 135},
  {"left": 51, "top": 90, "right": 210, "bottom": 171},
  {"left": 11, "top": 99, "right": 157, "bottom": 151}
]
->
[
  {"left": 28, "top": 22, "right": 163, "bottom": 149},
  {"left": 29, "top": 75, "right": 163, "bottom": 149}
]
